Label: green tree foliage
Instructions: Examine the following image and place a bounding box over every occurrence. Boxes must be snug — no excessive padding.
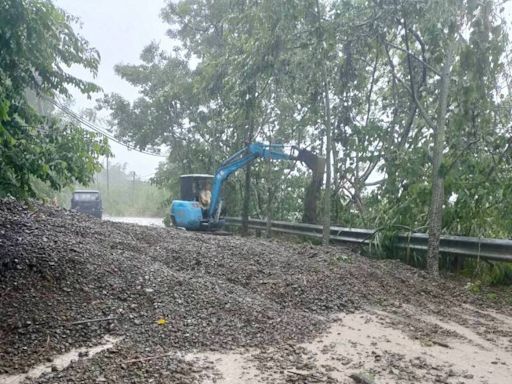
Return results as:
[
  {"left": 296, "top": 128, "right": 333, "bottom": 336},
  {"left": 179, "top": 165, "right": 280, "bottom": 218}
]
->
[
  {"left": 104, "top": 0, "right": 511, "bottom": 276},
  {"left": 102, "top": 0, "right": 326, "bottom": 223},
  {"left": 0, "top": 0, "right": 110, "bottom": 197},
  {"left": 367, "top": 1, "right": 510, "bottom": 235}
]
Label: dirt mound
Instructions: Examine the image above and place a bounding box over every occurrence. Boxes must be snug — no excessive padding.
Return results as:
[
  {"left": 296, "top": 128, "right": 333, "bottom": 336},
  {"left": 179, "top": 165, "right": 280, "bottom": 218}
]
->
[{"left": 0, "top": 199, "right": 492, "bottom": 382}]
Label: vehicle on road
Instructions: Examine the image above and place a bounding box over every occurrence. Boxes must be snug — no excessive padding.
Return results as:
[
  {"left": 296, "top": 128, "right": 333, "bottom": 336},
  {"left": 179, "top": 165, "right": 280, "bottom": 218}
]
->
[{"left": 71, "top": 190, "right": 102, "bottom": 219}]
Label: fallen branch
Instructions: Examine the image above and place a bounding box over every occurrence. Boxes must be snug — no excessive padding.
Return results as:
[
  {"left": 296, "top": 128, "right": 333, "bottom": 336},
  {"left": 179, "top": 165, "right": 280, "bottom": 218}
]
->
[
  {"left": 68, "top": 316, "right": 117, "bottom": 325},
  {"left": 432, "top": 340, "right": 451, "bottom": 349},
  {"left": 287, "top": 370, "right": 308, "bottom": 376}
]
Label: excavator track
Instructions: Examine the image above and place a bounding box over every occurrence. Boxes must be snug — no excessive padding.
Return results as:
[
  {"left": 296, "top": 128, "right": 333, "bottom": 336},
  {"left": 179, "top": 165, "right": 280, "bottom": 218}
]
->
[
  {"left": 175, "top": 226, "right": 232, "bottom": 236},
  {"left": 204, "top": 230, "right": 232, "bottom": 236}
]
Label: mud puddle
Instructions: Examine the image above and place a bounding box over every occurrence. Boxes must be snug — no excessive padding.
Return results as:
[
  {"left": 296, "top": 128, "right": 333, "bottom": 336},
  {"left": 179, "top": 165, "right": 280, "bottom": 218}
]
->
[
  {"left": 103, "top": 216, "right": 164, "bottom": 227},
  {"left": 0, "top": 336, "right": 122, "bottom": 384},
  {"left": 185, "top": 308, "right": 512, "bottom": 383}
]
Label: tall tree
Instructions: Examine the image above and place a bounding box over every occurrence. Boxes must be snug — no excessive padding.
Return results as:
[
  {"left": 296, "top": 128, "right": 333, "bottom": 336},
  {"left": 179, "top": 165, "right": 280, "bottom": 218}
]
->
[
  {"left": 105, "top": 0, "right": 511, "bottom": 276},
  {"left": 314, "top": 0, "right": 333, "bottom": 245},
  {"left": 105, "top": 0, "right": 326, "bottom": 221},
  {"left": 427, "top": 38, "right": 456, "bottom": 277},
  {"left": 0, "top": 0, "right": 109, "bottom": 197},
  {"left": 368, "top": 0, "right": 508, "bottom": 275}
]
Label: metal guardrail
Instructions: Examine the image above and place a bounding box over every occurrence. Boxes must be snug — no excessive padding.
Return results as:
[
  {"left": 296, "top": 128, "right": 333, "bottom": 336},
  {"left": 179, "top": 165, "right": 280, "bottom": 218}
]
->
[{"left": 225, "top": 217, "right": 512, "bottom": 262}]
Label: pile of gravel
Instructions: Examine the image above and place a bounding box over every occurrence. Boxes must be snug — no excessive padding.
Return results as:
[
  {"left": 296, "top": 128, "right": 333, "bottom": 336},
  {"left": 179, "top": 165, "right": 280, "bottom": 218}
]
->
[{"left": 0, "top": 198, "right": 475, "bottom": 382}]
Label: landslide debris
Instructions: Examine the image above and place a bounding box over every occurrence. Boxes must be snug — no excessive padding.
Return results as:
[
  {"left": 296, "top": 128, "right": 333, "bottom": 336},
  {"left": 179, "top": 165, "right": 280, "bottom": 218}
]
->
[{"left": 0, "top": 198, "right": 485, "bottom": 382}]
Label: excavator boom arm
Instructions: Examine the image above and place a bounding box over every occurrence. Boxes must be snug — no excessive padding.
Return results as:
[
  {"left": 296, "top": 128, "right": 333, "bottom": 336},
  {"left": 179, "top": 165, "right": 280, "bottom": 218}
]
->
[
  {"left": 207, "top": 142, "right": 323, "bottom": 225},
  {"left": 208, "top": 143, "right": 297, "bottom": 220}
]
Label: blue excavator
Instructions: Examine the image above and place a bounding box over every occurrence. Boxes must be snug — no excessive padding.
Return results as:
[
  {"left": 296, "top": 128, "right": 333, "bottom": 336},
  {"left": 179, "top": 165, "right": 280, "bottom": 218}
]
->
[{"left": 170, "top": 142, "right": 321, "bottom": 231}]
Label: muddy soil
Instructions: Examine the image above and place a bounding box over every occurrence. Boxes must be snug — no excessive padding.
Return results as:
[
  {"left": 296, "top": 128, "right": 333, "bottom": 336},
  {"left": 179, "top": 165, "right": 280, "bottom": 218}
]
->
[{"left": 0, "top": 199, "right": 511, "bottom": 383}]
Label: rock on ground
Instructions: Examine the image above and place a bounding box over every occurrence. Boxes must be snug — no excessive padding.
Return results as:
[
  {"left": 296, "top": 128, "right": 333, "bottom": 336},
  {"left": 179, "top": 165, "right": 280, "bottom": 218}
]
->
[{"left": 0, "top": 199, "right": 510, "bottom": 383}]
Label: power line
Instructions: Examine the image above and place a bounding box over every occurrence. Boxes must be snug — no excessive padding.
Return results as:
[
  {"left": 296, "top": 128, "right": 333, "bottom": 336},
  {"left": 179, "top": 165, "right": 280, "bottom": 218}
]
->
[
  {"left": 54, "top": 100, "right": 167, "bottom": 158},
  {"left": 46, "top": 97, "right": 168, "bottom": 158}
]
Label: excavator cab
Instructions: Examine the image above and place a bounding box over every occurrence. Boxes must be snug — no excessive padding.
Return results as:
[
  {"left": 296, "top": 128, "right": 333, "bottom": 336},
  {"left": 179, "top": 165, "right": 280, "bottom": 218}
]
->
[
  {"left": 179, "top": 174, "right": 213, "bottom": 205},
  {"left": 170, "top": 174, "right": 221, "bottom": 230}
]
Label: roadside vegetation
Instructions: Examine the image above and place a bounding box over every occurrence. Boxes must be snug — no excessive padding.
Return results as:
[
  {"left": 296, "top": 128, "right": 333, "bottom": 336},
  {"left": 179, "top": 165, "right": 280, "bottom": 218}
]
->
[
  {"left": 1, "top": 0, "right": 511, "bottom": 283},
  {"left": 102, "top": 0, "right": 512, "bottom": 279},
  {"left": 0, "top": 0, "right": 110, "bottom": 198}
]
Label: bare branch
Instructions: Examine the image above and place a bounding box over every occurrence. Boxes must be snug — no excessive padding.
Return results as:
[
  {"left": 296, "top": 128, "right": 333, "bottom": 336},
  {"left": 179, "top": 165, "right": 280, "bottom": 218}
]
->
[
  {"left": 382, "top": 36, "right": 436, "bottom": 130},
  {"left": 398, "top": 20, "right": 420, "bottom": 147},
  {"left": 383, "top": 40, "right": 441, "bottom": 77},
  {"left": 353, "top": 11, "right": 383, "bottom": 28},
  {"left": 383, "top": 40, "right": 399, "bottom": 123},
  {"left": 365, "top": 50, "right": 380, "bottom": 128},
  {"left": 360, "top": 159, "right": 380, "bottom": 181},
  {"left": 388, "top": 68, "right": 437, "bottom": 130}
]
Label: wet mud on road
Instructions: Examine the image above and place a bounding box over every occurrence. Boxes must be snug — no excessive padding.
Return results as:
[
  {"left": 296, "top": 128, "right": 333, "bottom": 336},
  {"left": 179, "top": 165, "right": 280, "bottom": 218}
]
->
[{"left": 184, "top": 307, "right": 512, "bottom": 384}]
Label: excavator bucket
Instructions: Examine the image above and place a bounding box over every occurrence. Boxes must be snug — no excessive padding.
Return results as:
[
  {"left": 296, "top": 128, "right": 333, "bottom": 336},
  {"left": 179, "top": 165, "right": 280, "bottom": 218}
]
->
[
  {"left": 296, "top": 148, "right": 325, "bottom": 178},
  {"left": 296, "top": 148, "right": 325, "bottom": 224}
]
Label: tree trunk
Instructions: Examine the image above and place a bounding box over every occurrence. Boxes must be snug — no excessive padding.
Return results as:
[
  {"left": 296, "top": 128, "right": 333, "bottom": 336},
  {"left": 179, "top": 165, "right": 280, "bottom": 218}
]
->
[
  {"left": 266, "top": 137, "right": 273, "bottom": 237},
  {"left": 321, "top": 85, "right": 333, "bottom": 245},
  {"left": 241, "top": 91, "right": 255, "bottom": 236},
  {"left": 315, "top": 0, "right": 332, "bottom": 246},
  {"left": 241, "top": 159, "right": 252, "bottom": 236},
  {"left": 302, "top": 157, "right": 325, "bottom": 224},
  {"left": 427, "top": 41, "right": 455, "bottom": 277},
  {"left": 331, "top": 139, "right": 339, "bottom": 223}
]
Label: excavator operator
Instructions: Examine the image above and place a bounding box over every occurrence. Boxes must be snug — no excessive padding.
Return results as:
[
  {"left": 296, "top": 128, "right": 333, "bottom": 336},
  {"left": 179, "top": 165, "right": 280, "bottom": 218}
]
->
[{"left": 198, "top": 180, "right": 212, "bottom": 208}]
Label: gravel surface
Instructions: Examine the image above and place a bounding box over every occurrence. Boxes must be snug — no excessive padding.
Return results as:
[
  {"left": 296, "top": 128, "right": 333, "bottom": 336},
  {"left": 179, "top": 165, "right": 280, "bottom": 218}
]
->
[{"left": 1, "top": 198, "right": 510, "bottom": 383}]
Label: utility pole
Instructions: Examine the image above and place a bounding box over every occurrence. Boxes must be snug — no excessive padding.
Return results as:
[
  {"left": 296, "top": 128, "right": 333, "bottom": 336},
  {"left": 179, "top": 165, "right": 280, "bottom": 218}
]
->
[
  {"left": 131, "top": 171, "right": 136, "bottom": 205},
  {"left": 106, "top": 154, "right": 110, "bottom": 196}
]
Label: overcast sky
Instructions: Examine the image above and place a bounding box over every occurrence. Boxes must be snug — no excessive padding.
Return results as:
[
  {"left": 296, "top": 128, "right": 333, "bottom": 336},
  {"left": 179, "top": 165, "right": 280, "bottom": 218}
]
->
[{"left": 54, "top": 0, "right": 170, "bottom": 179}]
